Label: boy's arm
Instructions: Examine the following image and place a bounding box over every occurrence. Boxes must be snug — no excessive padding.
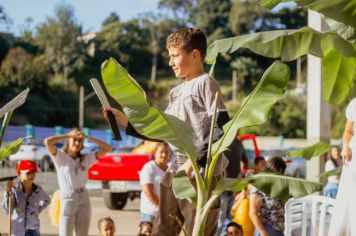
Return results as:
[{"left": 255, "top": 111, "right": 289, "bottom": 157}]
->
[
  {"left": 38, "top": 188, "right": 51, "bottom": 213},
  {"left": 104, "top": 108, "right": 162, "bottom": 142}
]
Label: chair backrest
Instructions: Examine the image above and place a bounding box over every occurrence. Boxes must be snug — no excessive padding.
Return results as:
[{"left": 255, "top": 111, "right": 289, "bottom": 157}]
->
[{"left": 284, "top": 195, "right": 335, "bottom": 236}]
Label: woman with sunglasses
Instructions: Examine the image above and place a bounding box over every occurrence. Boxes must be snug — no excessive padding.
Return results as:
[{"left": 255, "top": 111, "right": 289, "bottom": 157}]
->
[{"left": 45, "top": 129, "right": 112, "bottom": 236}]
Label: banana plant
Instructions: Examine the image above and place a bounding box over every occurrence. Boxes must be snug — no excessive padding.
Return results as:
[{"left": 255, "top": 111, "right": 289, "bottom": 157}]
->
[
  {"left": 257, "top": 0, "right": 356, "bottom": 30},
  {"left": 205, "top": 27, "right": 356, "bottom": 105},
  {"left": 287, "top": 141, "right": 333, "bottom": 160},
  {"left": 0, "top": 89, "right": 30, "bottom": 163},
  {"left": 101, "top": 58, "right": 322, "bottom": 235},
  {"left": 286, "top": 142, "right": 343, "bottom": 178}
]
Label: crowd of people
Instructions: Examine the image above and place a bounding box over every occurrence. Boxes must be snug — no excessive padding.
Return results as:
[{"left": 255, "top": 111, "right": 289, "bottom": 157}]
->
[{"left": 2, "top": 26, "right": 355, "bottom": 236}]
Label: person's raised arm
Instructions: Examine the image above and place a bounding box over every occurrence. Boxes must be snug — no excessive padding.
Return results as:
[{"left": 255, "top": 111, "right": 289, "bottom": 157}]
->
[
  {"left": 342, "top": 120, "right": 354, "bottom": 164},
  {"left": 44, "top": 131, "right": 76, "bottom": 156},
  {"left": 83, "top": 134, "right": 112, "bottom": 158}
]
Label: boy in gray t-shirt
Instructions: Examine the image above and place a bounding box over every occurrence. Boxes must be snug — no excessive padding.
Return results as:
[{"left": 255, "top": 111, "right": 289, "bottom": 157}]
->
[{"left": 105, "top": 28, "right": 230, "bottom": 235}]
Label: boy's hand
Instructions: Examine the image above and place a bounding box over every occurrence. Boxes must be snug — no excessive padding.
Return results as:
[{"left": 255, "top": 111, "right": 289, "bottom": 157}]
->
[
  {"left": 6, "top": 180, "right": 13, "bottom": 193},
  {"left": 178, "top": 160, "right": 193, "bottom": 177},
  {"left": 103, "top": 107, "right": 129, "bottom": 128}
]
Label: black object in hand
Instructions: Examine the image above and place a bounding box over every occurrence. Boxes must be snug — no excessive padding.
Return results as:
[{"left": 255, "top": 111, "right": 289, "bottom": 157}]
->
[
  {"left": 0, "top": 176, "right": 17, "bottom": 182},
  {"left": 107, "top": 110, "right": 122, "bottom": 141}
]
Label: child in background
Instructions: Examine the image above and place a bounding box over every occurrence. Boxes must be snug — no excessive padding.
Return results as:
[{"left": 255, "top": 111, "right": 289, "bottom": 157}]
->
[
  {"left": 226, "top": 222, "right": 243, "bottom": 236},
  {"left": 245, "top": 156, "right": 266, "bottom": 177},
  {"left": 139, "top": 221, "right": 153, "bottom": 236},
  {"left": 98, "top": 217, "right": 116, "bottom": 236},
  {"left": 2, "top": 160, "right": 51, "bottom": 236}
]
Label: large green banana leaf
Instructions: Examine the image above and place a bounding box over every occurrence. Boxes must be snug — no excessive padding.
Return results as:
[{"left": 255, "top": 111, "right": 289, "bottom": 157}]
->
[
  {"left": 0, "top": 88, "right": 29, "bottom": 119},
  {"left": 325, "top": 18, "right": 356, "bottom": 43},
  {"left": 211, "top": 60, "right": 289, "bottom": 157},
  {"left": 213, "top": 178, "right": 248, "bottom": 195},
  {"left": 101, "top": 58, "right": 197, "bottom": 158},
  {"left": 0, "top": 137, "right": 28, "bottom": 163},
  {"left": 212, "top": 173, "right": 322, "bottom": 202},
  {"left": 0, "top": 88, "right": 30, "bottom": 148},
  {"left": 257, "top": 0, "right": 356, "bottom": 29},
  {"left": 322, "top": 45, "right": 356, "bottom": 104},
  {"left": 319, "top": 166, "right": 342, "bottom": 178},
  {"left": 248, "top": 173, "right": 323, "bottom": 201},
  {"left": 205, "top": 27, "right": 356, "bottom": 104},
  {"left": 287, "top": 142, "right": 333, "bottom": 160}
]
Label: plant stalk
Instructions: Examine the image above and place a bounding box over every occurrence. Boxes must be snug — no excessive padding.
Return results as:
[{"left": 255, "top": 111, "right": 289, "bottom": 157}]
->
[{"left": 204, "top": 92, "right": 219, "bottom": 185}]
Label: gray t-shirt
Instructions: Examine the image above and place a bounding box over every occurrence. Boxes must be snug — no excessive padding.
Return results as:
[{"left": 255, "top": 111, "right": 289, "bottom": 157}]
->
[{"left": 165, "top": 73, "right": 228, "bottom": 175}]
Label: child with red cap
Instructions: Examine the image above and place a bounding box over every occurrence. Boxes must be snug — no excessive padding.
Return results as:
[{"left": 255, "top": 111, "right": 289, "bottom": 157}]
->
[{"left": 2, "top": 160, "right": 50, "bottom": 236}]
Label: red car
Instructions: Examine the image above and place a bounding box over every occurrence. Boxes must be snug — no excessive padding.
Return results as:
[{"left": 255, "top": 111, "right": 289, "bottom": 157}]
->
[{"left": 88, "top": 135, "right": 260, "bottom": 210}]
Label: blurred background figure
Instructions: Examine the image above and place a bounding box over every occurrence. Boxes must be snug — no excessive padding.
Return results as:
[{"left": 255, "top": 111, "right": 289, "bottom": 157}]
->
[
  {"left": 226, "top": 222, "right": 243, "bottom": 236},
  {"left": 249, "top": 156, "right": 286, "bottom": 236},
  {"left": 139, "top": 142, "right": 169, "bottom": 223},
  {"left": 139, "top": 221, "right": 153, "bottom": 236},
  {"left": 98, "top": 217, "right": 116, "bottom": 236},
  {"left": 245, "top": 156, "right": 266, "bottom": 177},
  {"left": 217, "top": 139, "right": 248, "bottom": 235},
  {"left": 323, "top": 146, "right": 342, "bottom": 198},
  {"left": 45, "top": 129, "right": 112, "bottom": 236}
]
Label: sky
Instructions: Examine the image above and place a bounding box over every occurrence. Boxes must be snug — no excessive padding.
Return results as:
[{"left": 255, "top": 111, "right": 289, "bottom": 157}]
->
[{"left": 0, "top": 0, "right": 160, "bottom": 35}]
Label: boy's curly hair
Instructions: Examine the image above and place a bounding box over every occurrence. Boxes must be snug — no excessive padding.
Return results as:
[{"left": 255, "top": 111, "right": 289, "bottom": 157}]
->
[{"left": 166, "top": 28, "right": 207, "bottom": 59}]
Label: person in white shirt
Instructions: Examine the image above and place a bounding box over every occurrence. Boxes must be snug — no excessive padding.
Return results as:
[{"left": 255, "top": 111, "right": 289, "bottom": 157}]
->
[
  {"left": 323, "top": 146, "right": 342, "bottom": 198},
  {"left": 44, "top": 129, "right": 112, "bottom": 236},
  {"left": 140, "top": 142, "right": 169, "bottom": 223}
]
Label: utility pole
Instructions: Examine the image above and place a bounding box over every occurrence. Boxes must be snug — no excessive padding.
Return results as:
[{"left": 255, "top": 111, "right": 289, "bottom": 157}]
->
[
  {"left": 79, "top": 86, "right": 84, "bottom": 129},
  {"left": 79, "top": 86, "right": 96, "bottom": 130}
]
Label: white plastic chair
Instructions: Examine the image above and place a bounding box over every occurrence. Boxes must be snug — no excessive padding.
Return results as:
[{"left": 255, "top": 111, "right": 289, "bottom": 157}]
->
[{"left": 284, "top": 195, "right": 335, "bottom": 236}]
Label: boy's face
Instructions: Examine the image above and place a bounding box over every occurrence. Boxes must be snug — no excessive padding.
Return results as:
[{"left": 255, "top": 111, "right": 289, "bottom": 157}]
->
[
  {"left": 255, "top": 160, "right": 266, "bottom": 173},
  {"left": 226, "top": 226, "right": 242, "bottom": 236},
  {"left": 168, "top": 46, "right": 199, "bottom": 79},
  {"left": 18, "top": 170, "right": 36, "bottom": 183},
  {"left": 140, "top": 224, "right": 153, "bottom": 235},
  {"left": 99, "top": 221, "right": 115, "bottom": 236},
  {"left": 154, "top": 145, "right": 169, "bottom": 167}
]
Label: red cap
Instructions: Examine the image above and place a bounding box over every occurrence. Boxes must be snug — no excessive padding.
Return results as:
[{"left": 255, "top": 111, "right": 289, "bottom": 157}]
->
[{"left": 17, "top": 160, "right": 38, "bottom": 174}]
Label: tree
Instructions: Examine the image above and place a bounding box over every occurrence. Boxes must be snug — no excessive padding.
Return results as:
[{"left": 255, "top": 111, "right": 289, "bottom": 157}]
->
[
  {"left": 36, "top": 3, "right": 85, "bottom": 84},
  {"left": 1, "top": 47, "right": 33, "bottom": 86},
  {"left": 95, "top": 19, "right": 151, "bottom": 74},
  {"left": 102, "top": 12, "right": 120, "bottom": 26},
  {"left": 141, "top": 13, "right": 181, "bottom": 82},
  {"left": 229, "top": 0, "right": 264, "bottom": 35},
  {"left": 19, "top": 17, "right": 35, "bottom": 44},
  {"left": 193, "top": 0, "right": 232, "bottom": 42},
  {"left": 158, "top": 0, "right": 195, "bottom": 24},
  {"left": 0, "top": 5, "right": 12, "bottom": 29}
]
